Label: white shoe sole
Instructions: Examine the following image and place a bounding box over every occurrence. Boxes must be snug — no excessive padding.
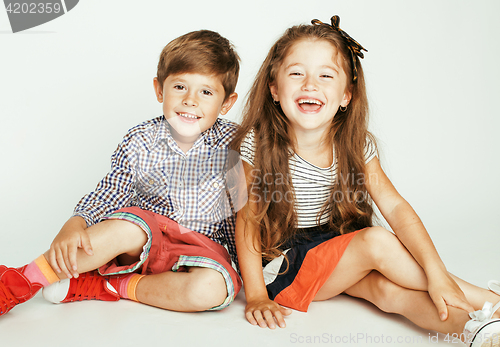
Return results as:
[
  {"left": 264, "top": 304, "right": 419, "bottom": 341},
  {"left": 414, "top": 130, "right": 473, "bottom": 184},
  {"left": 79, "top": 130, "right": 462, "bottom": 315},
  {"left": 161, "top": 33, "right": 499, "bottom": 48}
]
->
[{"left": 470, "top": 319, "right": 500, "bottom": 347}]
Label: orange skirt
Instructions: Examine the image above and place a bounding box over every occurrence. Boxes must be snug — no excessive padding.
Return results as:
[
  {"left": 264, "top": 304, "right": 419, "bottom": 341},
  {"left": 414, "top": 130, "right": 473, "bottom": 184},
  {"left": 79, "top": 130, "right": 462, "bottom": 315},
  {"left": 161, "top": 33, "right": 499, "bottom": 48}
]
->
[{"left": 264, "top": 227, "right": 363, "bottom": 312}]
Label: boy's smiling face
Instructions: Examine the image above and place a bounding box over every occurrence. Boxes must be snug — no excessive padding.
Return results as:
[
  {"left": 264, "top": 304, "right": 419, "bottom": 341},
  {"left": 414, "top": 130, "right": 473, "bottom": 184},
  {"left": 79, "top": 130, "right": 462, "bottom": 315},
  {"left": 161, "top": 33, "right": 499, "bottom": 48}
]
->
[{"left": 154, "top": 72, "right": 237, "bottom": 151}]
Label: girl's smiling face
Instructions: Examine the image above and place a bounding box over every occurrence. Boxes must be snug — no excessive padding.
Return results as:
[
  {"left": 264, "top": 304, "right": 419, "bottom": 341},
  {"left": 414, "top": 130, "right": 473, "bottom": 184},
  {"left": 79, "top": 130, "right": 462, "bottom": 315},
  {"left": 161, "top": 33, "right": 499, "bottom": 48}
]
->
[{"left": 269, "top": 39, "right": 351, "bottom": 139}]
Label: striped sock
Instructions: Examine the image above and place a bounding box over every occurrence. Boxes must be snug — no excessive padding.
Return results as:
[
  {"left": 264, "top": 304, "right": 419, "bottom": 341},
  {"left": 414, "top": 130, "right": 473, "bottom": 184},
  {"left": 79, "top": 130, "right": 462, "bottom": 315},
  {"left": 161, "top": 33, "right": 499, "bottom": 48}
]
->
[
  {"left": 109, "top": 274, "right": 144, "bottom": 302},
  {"left": 23, "top": 255, "right": 59, "bottom": 287}
]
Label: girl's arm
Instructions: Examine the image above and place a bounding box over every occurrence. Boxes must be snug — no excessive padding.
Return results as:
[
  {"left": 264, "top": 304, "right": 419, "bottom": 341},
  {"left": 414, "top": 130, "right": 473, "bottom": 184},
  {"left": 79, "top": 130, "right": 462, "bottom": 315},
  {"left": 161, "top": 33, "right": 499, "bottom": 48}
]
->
[
  {"left": 236, "top": 161, "right": 292, "bottom": 329},
  {"left": 364, "top": 157, "right": 474, "bottom": 320}
]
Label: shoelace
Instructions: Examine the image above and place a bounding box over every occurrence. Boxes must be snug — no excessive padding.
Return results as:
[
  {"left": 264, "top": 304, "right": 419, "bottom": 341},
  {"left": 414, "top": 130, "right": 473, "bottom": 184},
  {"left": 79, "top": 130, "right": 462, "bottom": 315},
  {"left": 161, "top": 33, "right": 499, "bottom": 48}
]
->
[
  {"left": 72, "top": 272, "right": 106, "bottom": 301},
  {"left": 0, "top": 281, "right": 19, "bottom": 314},
  {"left": 469, "top": 301, "right": 500, "bottom": 321}
]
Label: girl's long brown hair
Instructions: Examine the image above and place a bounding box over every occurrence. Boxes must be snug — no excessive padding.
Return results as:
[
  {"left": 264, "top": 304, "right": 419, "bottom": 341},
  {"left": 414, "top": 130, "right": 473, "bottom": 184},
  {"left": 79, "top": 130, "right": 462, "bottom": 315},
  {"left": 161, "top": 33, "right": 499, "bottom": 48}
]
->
[{"left": 232, "top": 23, "right": 377, "bottom": 262}]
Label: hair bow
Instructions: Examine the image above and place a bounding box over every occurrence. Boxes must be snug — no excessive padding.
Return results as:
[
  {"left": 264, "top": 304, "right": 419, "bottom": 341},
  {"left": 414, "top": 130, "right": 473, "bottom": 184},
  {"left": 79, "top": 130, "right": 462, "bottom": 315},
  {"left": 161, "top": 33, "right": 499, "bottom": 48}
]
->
[{"left": 311, "top": 15, "right": 367, "bottom": 82}]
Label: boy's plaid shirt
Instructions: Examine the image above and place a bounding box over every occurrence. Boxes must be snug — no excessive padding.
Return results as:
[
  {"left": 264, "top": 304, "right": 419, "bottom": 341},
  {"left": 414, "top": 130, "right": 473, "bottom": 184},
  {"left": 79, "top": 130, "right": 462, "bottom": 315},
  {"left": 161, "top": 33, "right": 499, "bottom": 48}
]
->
[{"left": 73, "top": 116, "right": 238, "bottom": 264}]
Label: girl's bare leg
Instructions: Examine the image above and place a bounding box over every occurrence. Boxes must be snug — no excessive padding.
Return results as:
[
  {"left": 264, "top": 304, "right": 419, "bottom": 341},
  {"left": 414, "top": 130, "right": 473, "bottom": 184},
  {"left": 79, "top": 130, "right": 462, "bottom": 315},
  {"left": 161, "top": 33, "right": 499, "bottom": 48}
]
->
[
  {"left": 314, "top": 226, "right": 428, "bottom": 300},
  {"left": 314, "top": 227, "right": 500, "bottom": 318},
  {"left": 452, "top": 275, "right": 500, "bottom": 316},
  {"left": 344, "top": 271, "right": 469, "bottom": 335}
]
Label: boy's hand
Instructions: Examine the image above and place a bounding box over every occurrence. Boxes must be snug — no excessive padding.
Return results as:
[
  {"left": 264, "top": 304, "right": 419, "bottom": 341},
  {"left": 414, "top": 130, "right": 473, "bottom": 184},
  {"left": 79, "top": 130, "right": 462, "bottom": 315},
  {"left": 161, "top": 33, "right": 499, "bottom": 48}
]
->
[
  {"left": 48, "top": 216, "right": 93, "bottom": 279},
  {"left": 245, "top": 297, "right": 292, "bottom": 329}
]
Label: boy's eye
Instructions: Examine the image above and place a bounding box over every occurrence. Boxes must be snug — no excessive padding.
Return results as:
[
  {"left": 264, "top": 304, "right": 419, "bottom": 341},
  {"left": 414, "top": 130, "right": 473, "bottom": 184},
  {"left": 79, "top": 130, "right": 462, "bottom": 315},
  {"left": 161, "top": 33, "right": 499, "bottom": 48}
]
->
[
  {"left": 202, "top": 90, "right": 213, "bottom": 96},
  {"left": 174, "top": 84, "right": 185, "bottom": 90},
  {"left": 289, "top": 72, "right": 303, "bottom": 76},
  {"left": 321, "top": 74, "right": 333, "bottom": 78}
]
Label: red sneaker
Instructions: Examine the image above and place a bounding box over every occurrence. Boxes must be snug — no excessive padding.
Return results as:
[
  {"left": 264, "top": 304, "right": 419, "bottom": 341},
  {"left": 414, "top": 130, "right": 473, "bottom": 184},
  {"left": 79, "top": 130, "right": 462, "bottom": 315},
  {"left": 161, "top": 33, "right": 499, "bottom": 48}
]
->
[
  {"left": 0, "top": 265, "right": 43, "bottom": 316},
  {"left": 42, "top": 271, "right": 121, "bottom": 303}
]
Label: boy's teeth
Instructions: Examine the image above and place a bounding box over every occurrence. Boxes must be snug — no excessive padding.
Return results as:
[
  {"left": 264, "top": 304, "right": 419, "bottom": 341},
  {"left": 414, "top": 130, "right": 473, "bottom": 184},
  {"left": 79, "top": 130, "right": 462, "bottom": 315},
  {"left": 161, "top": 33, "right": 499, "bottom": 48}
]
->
[{"left": 178, "top": 113, "right": 198, "bottom": 119}]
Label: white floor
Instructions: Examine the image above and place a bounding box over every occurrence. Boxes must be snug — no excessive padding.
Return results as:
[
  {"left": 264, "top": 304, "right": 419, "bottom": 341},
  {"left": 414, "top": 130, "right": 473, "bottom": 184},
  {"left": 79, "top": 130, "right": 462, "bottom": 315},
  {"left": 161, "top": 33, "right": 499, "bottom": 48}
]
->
[
  {"left": 1, "top": 218, "right": 498, "bottom": 347},
  {"left": 2, "top": 219, "right": 498, "bottom": 347},
  {"left": 2, "top": 286, "right": 466, "bottom": 347}
]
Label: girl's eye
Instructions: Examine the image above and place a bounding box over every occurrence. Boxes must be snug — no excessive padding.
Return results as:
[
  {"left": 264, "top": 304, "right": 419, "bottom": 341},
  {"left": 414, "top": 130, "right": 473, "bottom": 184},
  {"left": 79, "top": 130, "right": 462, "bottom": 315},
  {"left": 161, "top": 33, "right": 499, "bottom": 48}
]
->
[
  {"left": 321, "top": 74, "right": 333, "bottom": 78},
  {"left": 290, "top": 72, "right": 302, "bottom": 76},
  {"left": 202, "top": 90, "right": 213, "bottom": 96}
]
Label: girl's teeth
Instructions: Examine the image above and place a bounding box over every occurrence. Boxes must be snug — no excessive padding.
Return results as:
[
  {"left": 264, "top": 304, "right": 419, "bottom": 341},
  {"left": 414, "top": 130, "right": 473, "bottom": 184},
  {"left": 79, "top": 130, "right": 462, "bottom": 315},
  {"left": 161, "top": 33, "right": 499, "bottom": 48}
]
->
[
  {"left": 297, "top": 99, "right": 323, "bottom": 112},
  {"left": 298, "top": 99, "right": 322, "bottom": 105}
]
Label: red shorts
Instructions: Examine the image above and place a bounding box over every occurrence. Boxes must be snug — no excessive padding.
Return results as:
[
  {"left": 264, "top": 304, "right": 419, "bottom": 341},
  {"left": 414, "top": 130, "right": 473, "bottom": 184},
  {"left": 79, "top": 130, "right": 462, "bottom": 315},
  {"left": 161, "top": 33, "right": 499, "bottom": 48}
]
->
[{"left": 97, "top": 207, "right": 241, "bottom": 310}]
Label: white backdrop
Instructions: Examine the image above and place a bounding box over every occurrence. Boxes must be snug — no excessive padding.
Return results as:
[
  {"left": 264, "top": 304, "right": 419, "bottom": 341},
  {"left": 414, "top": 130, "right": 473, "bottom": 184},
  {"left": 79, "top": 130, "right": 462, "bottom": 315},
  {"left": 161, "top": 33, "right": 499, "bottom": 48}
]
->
[{"left": 1, "top": 0, "right": 499, "bottom": 286}]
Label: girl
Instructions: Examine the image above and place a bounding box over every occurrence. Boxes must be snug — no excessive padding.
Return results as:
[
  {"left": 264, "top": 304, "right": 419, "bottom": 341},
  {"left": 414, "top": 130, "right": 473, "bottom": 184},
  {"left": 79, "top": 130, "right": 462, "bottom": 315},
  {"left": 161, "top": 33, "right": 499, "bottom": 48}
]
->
[{"left": 232, "top": 16, "right": 500, "bottom": 346}]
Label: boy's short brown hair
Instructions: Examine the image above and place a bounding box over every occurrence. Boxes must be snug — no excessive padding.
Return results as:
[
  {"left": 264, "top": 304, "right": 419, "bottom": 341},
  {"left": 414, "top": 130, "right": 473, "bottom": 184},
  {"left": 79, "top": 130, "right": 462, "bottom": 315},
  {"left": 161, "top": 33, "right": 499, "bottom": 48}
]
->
[{"left": 157, "top": 30, "right": 240, "bottom": 101}]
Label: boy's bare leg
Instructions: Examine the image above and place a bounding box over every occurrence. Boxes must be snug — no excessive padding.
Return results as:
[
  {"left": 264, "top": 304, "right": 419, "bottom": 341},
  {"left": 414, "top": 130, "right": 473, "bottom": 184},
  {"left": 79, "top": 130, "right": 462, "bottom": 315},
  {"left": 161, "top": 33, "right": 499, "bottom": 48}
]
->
[
  {"left": 1, "top": 219, "right": 148, "bottom": 315},
  {"left": 43, "top": 219, "right": 148, "bottom": 280},
  {"left": 43, "top": 220, "right": 227, "bottom": 312},
  {"left": 135, "top": 267, "right": 227, "bottom": 312}
]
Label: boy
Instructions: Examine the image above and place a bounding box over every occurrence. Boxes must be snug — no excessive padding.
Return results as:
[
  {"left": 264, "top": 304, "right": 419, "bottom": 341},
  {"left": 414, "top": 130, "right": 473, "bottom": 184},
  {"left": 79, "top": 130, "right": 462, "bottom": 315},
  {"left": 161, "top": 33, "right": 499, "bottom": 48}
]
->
[{"left": 0, "top": 29, "right": 242, "bottom": 314}]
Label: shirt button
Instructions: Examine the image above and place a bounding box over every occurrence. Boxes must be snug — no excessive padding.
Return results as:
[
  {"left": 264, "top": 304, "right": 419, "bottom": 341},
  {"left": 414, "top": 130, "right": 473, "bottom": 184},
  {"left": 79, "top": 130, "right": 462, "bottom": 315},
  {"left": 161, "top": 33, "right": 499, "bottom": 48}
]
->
[
  {"left": 213, "top": 182, "right": 219, "bottom": 188},
  {"left": 149, "top": 179, "right": 154, "bottom": 185}
]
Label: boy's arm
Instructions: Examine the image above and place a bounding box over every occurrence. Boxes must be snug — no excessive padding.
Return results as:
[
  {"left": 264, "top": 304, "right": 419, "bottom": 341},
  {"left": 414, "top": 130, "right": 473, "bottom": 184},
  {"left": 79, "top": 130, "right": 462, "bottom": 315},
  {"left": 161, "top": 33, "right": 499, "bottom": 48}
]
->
[
  {"left": 72, "top": 139, "right": 136, "bottom": 226},
  {"left": 236, "top": 161, "right": 291, "bottom": 329},
  {"left": 364, "top": 157, "right": 474, "bottom": 320},
  {"left": 47, "top": 216, "right": 91, "bottom": 279}
]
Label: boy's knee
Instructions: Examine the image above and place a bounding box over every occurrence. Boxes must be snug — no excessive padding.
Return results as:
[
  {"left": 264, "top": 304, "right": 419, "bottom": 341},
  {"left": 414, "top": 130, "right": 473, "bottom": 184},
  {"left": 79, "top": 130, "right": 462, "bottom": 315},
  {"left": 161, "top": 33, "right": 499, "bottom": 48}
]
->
[
  {"left": 99, "top": 219, "right": 144, "bottom": 235},
  {"left": 97, "top": 219, "right": 147, "bottom": 254},
  {"left": 184, "top": 268, "right": 227, "bottom": 311}
]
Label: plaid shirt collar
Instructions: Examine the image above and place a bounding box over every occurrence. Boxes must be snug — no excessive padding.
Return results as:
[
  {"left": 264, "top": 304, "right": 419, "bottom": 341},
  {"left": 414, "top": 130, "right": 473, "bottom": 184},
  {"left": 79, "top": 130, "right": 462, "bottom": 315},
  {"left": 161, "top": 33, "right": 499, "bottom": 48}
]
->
[{"left": 154, "top": 115, "right": 224, "bottom": 153}]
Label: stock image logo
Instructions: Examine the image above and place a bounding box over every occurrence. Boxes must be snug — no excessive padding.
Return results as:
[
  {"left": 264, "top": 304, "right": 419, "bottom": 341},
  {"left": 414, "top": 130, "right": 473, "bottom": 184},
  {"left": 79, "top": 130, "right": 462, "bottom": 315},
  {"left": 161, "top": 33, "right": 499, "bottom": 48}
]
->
[{"left": 3, "top": 0, "right": 79, "bottom": 33}]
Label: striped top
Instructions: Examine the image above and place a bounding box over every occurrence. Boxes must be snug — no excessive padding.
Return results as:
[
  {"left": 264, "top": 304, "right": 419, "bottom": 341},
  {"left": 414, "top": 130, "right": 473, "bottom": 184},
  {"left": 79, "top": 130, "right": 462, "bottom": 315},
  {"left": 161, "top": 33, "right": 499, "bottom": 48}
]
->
[{"left": 240, "top": 130, "right": 377, "bottom": 228}]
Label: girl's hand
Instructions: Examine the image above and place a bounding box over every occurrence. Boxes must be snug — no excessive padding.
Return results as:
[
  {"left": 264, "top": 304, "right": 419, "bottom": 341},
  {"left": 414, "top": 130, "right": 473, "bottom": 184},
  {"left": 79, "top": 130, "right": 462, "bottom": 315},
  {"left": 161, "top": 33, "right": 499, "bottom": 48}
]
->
[
  {"left": 47, "top": 217, "right": 93, "bottom": 279},
  {"left": 245, "top": 297, "right": 292, "bottom": 329},
  {"left": 426, "top": 268, "right": 474, "bottom": 321}
]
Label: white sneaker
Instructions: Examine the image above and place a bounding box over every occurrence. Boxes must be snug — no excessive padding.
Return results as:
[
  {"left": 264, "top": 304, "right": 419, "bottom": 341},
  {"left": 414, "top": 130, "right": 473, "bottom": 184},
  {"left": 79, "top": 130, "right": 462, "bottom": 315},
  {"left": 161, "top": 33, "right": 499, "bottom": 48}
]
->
[
  {"left": 463, "top": 281, "right": 500, "bottom": 347},
  {"left": 489, "top": 280, "right": 500, "bottom": 296}
]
